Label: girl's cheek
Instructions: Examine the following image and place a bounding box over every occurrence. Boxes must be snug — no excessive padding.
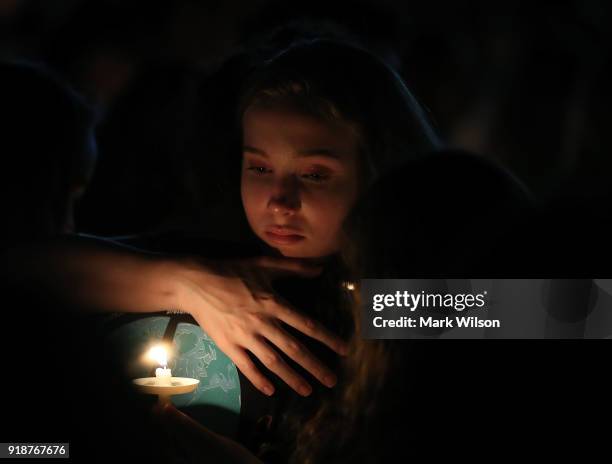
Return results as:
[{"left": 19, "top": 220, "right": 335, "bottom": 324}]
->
[
  {"left": 242, "top": 177, "right": 270, "bottom": 209},
  {"left": 303, "top": 181, "right": 356, "bottom": 211}
]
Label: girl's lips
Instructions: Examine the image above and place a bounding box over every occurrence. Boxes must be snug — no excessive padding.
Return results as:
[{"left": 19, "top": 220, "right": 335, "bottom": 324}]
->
[
  {"left": 264, "top": 229, "right": 305, "bottom": 245},
  {"left": 266, "top": 225, "right": 304, "bottom": 235}
]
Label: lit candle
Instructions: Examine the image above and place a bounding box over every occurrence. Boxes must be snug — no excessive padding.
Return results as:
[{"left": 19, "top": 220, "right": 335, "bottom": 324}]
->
[
  {"left": 155, "top": 366, "right": 172, "bottom": 384},
  {"left": 148, "top": 345, "right": 172, "bottom": 385}
]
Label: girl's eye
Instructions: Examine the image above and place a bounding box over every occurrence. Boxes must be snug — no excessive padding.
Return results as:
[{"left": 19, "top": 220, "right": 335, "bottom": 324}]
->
[
  {"left": 247, "top": 166, "right": 272, "bottom": 175},
  {"left": 301, "top": 171, "right": 330, "bottom": 182}
]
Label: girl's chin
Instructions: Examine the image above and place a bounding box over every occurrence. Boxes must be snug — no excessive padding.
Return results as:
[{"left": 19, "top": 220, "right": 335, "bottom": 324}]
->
[
  {"left": 272, "top": 243, "right": 337, "bottom": 261},
  {"left": 268, "top": 242, "right": 314, "bottom": 258},
  {"left": 257, "top": 233, "right": 337, "bottom": 259},
  {"left": 274, "top": 245, "right": 310, "bottom": 258}
]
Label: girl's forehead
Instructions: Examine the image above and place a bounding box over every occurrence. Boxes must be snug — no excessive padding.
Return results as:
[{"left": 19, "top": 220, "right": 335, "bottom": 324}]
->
[{"left": 242, "top": 106, "right": 359, "bottom": 159}]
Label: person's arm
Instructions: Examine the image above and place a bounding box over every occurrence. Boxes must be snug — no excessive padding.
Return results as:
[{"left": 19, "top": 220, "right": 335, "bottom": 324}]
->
[
  {"left": 1, "top": 234, "right": 348, "bottom": 397},
  {"left": 2, "top": 234, "right": 182, "bottom": 313}
]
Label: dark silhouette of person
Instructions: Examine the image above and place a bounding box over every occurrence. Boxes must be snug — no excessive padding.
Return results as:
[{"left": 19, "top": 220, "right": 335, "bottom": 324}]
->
[{"left": 0, "top": 61, "right": 97, "bottom": 245}]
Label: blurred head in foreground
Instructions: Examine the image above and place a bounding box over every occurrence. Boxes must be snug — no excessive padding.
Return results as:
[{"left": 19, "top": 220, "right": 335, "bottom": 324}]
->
[{"left": 0, "top": 61, "right": 97, "bottom": 243}]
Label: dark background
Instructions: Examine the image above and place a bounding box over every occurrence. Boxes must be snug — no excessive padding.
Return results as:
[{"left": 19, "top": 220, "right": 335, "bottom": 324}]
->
[
  {"left": 1, "top": 1, "right": 610, "bottom": 460},
  {"left": 2, "top": 0, "right": 611, "bottom": 235}
]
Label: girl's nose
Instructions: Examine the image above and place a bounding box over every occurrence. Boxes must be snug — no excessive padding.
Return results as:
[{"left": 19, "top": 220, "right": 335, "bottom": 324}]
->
[{"left": 267, "top": 177, "right": 301, "bottom": 215}]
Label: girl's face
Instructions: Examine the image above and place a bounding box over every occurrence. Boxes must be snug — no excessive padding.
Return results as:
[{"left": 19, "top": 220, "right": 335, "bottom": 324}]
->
[{"left": 241, "top": 106, "right": 360, "bottom": 258}]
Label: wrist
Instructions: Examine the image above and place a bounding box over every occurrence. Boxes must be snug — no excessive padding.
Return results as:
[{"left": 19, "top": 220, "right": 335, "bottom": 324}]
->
[{"left": 164, "top": 256, "right": 211, "bottom": 316}]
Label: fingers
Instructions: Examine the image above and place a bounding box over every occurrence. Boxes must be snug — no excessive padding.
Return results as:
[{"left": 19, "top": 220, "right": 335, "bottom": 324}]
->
[
  {"left": 248, "top": 338, "right": 313, "bottom": 397},
  {"left": 268, "top": 300, "right": 349, "bottom": 356},
  {"left": 252, "top": 256, "right": 322, "bottom": 277},
  {"left": 226, "top": 346, "right": 276, "bottom": 397},
  {"left": 154, "top": 401, "right": 188, "bottom": 425},
  {"left": 260, "top": 323, "right": 337, "bottom": 389}
]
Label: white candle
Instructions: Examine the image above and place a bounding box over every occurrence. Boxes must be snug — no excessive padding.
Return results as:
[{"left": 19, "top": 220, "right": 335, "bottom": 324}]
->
[
  {"left": 148, "top": 345, "right": 172, "bottom": 385},
  {"left": 155, "top": 367, "right": 172, "bottom": 385}
]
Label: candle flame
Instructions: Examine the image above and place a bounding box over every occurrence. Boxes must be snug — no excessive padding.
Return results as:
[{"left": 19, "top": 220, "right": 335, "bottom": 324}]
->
[{"left": 148, "top": 345, "right": 168, "bottom": 368}]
